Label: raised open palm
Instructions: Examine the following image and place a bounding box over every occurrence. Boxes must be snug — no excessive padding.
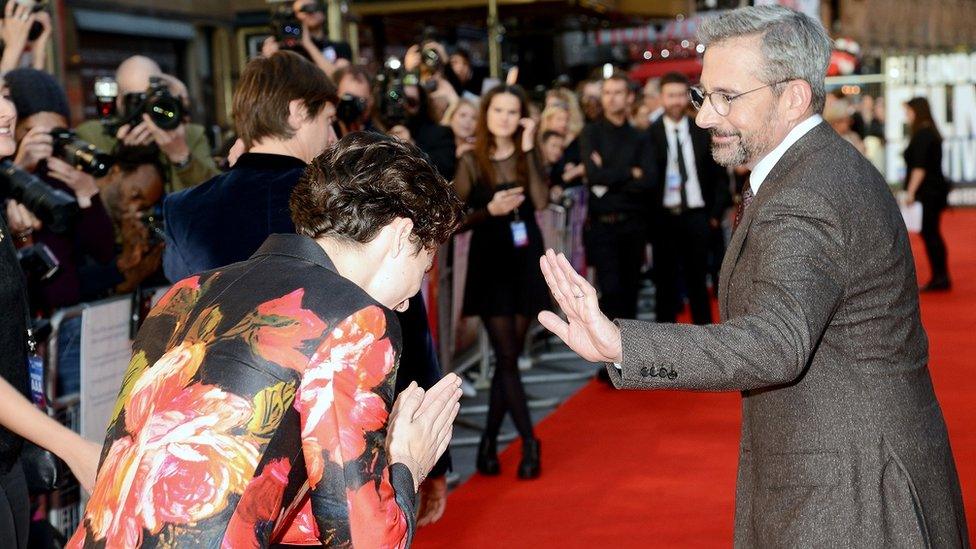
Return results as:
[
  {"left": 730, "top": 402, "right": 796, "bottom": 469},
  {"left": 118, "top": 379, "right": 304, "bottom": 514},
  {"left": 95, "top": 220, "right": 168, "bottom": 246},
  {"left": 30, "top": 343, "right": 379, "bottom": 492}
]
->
[{"left": 537, "top": 250, "right": 622, "bottom": 363}]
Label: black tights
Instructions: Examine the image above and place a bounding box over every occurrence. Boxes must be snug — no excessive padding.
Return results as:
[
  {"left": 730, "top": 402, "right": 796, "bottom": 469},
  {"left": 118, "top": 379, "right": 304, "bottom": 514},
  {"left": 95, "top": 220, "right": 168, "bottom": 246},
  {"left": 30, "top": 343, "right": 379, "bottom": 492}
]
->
[{"left": 482, "top": 314, "right": 535, "bottom": 441}]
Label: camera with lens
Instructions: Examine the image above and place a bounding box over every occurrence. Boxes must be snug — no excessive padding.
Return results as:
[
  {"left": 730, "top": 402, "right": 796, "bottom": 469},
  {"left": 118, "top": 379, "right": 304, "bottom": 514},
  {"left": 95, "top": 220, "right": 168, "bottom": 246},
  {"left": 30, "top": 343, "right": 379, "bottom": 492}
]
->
[
  {"left": 50, "top": 128, "right": 113, "bottom": 178},
  {"left": 336, "top": 93, "right": 368, "bottom": 126},
  {"left": 17, "top": 242, "right": 58, "bottom": 283},
  {"left": 374, "top": 57, "right": 415, "bottom": 129},
  {"left": 0, "top": 160, "right": 78, "bottom": 234},
  {"left": 0, "top": 0, "right": 48, "bottom": 41},
  {"left": 269, "top": 2, "right": 302, "bottom": 49},
  {"left": 96, "top": 76, "right": 184, "bottom": 134}
]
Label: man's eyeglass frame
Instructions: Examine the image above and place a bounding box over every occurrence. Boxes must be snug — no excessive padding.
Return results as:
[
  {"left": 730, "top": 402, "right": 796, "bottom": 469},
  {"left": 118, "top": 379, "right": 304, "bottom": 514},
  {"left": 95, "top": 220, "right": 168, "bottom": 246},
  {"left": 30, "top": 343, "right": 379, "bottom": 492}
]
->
[{"left": 689, "top": 79, "right": 792, "bottom": 116}]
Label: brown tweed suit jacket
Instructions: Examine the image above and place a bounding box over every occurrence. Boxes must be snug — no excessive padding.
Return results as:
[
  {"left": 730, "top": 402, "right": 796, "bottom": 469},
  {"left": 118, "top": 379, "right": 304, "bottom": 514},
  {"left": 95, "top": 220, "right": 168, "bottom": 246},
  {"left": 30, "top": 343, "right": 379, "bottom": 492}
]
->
[{"left": 605, "top": 121, "right": 969, "bottom": 548}]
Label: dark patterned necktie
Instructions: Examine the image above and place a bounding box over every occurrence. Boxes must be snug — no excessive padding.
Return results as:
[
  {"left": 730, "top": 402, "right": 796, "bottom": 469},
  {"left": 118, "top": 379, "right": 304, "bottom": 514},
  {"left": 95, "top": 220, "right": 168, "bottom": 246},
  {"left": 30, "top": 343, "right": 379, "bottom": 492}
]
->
[{"left": 732, "top": 181, "right": 754, "bottom": 233}]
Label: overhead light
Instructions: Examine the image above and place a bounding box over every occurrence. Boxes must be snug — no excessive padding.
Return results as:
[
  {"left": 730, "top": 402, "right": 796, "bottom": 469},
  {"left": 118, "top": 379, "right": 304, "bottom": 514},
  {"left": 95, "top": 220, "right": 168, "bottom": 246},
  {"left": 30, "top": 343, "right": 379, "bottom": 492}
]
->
[
  {"left": 643, "top": 51, "right": 652, "bottom": 60},
  {"left": 681, "top": 40, "right": 690, "bottom": 48},
  {"left": 696, "top": 44, "right": 705, "bottom": 54},
  {"left": 661, "top": 49, "right": 670, "bottom": 58},
  {"left": 603, "top": 63, "right": 614, "bottom": 79}
]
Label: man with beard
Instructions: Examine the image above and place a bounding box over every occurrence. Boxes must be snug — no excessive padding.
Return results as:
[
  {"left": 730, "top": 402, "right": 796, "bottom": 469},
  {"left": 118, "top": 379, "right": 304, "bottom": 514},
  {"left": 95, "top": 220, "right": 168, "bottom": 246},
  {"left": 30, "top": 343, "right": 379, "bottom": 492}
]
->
[
  {"left": 648, "top": 72, "right": 728, "bottom": 325},
  {"left": 538, "top": 5, "right": 968, "bottom": 546},
  {"left": 578, "top": 69, "right": 655, "bottom": 324}
]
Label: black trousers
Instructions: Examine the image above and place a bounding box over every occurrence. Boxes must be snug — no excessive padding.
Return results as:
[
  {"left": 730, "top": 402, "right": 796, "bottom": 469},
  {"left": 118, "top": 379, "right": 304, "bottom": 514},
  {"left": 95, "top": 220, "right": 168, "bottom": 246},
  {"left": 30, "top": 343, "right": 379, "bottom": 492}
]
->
[
  {"left": 920, "top": 199, "right": 949, "bottom": 282},
  {"left": 653, "top": 208, "right": 713, "bottom": 325},
  {"left": 585, "top": 218, "right": 645, "bottom": 321},
  {"left": 0, "top": 462, "right": 28, "bottom": 549}
]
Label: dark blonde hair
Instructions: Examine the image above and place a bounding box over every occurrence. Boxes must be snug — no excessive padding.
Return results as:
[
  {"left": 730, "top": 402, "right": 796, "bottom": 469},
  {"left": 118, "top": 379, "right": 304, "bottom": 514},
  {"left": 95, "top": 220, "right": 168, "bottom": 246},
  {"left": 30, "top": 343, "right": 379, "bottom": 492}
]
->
[{"left": 233, "top": 51, "right": 337, "bottom": 148}]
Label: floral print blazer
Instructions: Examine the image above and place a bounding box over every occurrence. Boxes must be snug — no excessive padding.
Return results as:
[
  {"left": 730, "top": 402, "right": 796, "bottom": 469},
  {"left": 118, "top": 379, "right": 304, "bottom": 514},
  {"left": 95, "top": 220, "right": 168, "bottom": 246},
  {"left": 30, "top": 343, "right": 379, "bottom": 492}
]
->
[{"left": 69, "top": 234, "right": 417, "bottom": 548}]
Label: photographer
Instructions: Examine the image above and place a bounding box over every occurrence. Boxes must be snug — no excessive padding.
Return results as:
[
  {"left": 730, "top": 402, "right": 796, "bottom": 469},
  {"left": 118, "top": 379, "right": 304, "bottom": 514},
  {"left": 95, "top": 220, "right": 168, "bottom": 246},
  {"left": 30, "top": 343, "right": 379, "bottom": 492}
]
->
[
  {"left": 0, "top": 0, "right": 51, "bottom": 74},
  {"left": 0, "top": 74, "right": 100, "bottom": 549},
  {"left": 75, "top": 55, "right": 218, "bottom": 192},
  {"left": 333, "top": 64, "right": 375, "bottom": 135},
  {"left": 3, "top": 69, "right": 117, "bottom": 396},
  {"left": 403, "top": 40, "right": 459, "bottom": 122},
  {"left": 382, "top": 79, "right": 456, "bottom": 180},
  {"left": 163, "top": 50, "right": 337, "bottom": 283},
  {"left": 261, "top": 0, "right": 352, "bottom": 79}
]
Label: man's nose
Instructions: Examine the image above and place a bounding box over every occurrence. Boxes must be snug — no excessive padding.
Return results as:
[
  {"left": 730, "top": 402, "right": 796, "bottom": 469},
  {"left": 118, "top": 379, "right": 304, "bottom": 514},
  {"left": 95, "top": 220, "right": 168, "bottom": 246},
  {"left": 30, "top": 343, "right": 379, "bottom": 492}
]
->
[{"left": 695, "top": 98, "right": 721, "bottom": 129}]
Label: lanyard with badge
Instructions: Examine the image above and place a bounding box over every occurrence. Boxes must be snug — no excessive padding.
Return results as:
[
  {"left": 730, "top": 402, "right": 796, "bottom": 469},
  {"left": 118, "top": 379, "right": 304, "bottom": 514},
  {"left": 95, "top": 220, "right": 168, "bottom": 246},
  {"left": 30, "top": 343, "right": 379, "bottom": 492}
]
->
[{"left": 498, "top": 182, "right": 529, "bottom": 248}]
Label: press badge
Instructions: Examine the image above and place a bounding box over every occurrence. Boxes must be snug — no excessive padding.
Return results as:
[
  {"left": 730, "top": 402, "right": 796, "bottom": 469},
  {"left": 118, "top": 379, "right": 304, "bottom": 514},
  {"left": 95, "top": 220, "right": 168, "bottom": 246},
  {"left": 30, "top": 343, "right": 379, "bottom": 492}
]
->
[
  {"left": 511, "top": 220, "right": 529, "bottom": 248},
  {"left": 28, "top": 355, "right": 46, "bottom": 409}
]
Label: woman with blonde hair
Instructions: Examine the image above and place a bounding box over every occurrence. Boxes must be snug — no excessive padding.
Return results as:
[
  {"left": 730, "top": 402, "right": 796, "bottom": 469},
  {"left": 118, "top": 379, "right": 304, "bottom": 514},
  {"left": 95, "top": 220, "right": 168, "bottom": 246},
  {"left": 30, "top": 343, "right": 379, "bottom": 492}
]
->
[
  {"left": 540, "top": 95, "right": 585, "bottom": 191},
  {"left": 442, "top": 97, "right": 479, "bottom": 159}
]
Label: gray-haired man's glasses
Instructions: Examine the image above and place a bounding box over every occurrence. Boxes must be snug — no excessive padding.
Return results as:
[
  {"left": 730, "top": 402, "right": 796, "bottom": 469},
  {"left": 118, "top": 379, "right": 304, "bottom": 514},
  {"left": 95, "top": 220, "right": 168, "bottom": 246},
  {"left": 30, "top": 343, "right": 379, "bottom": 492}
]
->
[{"left": 689, "top": 80, "right": 791, "bottom": 116}]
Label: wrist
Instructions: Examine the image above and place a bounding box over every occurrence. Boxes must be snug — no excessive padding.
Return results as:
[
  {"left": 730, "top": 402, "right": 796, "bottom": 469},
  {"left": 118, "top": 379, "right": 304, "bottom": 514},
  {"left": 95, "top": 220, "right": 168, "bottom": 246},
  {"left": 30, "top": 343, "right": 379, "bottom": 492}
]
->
[
  {"left": 391, "top": 454, "right": 424, "bottom": 491},
  {"left": 169, "top": 151, "right": 191, "bottom": 169}
]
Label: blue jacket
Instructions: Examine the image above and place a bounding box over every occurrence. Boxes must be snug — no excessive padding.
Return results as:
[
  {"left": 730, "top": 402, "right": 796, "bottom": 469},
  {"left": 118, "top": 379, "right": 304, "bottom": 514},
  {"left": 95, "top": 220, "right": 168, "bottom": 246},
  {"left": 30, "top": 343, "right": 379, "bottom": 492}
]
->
[{"left": 162, "top": 153, "right": 307, "bottom": 282}]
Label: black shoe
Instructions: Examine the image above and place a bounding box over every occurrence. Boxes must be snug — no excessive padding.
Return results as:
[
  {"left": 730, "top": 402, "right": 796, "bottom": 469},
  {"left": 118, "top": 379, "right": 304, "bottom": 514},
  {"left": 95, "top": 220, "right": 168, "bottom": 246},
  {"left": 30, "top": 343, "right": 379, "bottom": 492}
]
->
[
  {"left": 920, "top": 277, "right": 951, "bottom": 292},
  {"left": 477, "top": 436, "right": 500, "bottom": 476},
  {"left": 518, "top": 438, "right": 541, "bottom": 480}
]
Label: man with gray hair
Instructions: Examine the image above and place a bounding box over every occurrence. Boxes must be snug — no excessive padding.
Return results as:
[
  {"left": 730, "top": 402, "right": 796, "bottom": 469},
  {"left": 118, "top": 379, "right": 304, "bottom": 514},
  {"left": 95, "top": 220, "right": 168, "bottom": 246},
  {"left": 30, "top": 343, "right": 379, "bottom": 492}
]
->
[{"left": 538, "top": 5, "right": 968, "bottom": 547}]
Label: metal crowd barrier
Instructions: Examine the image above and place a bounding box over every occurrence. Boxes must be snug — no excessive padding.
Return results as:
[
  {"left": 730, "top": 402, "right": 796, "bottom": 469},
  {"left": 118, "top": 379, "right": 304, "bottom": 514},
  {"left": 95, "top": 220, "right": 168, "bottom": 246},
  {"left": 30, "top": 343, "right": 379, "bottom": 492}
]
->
[{"left": 40, "top": 288, "right": 169, "bottom": 539}]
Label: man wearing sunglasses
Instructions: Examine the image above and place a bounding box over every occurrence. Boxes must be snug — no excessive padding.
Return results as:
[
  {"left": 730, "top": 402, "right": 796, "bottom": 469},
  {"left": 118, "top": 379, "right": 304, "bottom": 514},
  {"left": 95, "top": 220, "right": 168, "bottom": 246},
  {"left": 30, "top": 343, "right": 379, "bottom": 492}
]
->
[{"left": 539, "top": 5, "right": 967, "bottom": 547}]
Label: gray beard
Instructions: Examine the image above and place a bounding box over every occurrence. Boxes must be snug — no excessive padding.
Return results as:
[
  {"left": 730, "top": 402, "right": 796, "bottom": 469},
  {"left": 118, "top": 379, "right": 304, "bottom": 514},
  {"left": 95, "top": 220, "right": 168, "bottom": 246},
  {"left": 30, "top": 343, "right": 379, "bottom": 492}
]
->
[{"left": 709, "top": 109, "right": 777, "bottom": 168}]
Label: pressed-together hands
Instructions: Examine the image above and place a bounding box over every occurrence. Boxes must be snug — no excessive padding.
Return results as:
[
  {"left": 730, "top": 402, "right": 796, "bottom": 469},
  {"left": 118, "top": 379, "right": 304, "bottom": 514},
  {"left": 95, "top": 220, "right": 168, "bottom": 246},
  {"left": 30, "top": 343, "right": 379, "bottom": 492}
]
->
[
  {"left": 538, "top": 249, "right": 623, "bottom": 364},
  {"left": 386, "top": 374, "right": 462, "bottom": 492}
]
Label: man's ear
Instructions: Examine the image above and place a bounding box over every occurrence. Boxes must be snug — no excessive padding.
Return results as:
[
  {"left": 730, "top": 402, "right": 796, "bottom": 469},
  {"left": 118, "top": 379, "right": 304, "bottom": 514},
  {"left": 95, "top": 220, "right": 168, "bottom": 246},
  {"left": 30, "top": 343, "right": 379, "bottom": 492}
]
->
[
  {"left": 391, "top": 217, "right": 416, "bottom": 258},
  {"left": 784, "top": 80, "right": 813, "bottom": 120},
  {"left": 287, "top": 99, "right": 308, "bottom": 131}
]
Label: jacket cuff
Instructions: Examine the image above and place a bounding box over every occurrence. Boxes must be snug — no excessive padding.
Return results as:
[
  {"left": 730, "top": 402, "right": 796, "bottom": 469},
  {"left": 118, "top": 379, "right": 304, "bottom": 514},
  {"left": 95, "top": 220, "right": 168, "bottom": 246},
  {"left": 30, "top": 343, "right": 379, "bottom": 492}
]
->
[{"left": 389, "top": 462, "right": 418, "bottom": 546}]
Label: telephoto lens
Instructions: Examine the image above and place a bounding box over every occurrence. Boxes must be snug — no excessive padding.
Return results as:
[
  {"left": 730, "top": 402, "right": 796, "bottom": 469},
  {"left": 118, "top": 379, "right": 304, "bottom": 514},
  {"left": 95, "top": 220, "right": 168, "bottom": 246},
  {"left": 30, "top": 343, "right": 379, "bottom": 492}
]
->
[
  {"left": 0, "top": 160, "right": 79, "bottom": 234},
  {"left": 50, "top": 128, "right": 114, "bottom": 177}
]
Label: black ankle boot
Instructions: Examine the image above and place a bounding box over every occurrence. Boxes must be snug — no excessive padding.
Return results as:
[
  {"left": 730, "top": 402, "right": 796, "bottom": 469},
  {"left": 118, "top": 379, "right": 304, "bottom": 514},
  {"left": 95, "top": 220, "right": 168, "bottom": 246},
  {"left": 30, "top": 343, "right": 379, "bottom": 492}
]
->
[
  {"left": 477, "top": 436, "right": 500, "bottom": 476},
  {"left": 518, "top": 438, "right": 541, "bottom": 480}
]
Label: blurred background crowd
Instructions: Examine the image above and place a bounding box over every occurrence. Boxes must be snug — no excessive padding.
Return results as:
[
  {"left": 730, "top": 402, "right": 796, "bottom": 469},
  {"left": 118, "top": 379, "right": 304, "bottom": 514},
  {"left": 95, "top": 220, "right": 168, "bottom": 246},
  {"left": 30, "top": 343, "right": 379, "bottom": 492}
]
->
[{"left": 0, "top": 0, "right": 974, "bottom": 545}]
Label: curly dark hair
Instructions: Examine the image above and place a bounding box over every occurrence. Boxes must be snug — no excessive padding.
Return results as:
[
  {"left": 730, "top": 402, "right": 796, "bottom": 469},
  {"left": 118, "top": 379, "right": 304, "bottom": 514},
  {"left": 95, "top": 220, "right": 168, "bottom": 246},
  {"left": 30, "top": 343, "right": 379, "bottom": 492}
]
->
[{"left": 290, "top": 132, "right": 463, "bottom": 250}]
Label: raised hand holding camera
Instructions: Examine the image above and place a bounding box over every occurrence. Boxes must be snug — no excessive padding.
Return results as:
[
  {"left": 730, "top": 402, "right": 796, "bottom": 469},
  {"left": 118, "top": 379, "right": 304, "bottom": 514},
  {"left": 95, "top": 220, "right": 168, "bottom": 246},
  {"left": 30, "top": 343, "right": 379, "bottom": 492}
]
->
[
  {"left": 13, "top": 125, "right": 52, "bottom": 172},
  {"left": 140, "top": 113, "right": 190, "bottom": 165}
]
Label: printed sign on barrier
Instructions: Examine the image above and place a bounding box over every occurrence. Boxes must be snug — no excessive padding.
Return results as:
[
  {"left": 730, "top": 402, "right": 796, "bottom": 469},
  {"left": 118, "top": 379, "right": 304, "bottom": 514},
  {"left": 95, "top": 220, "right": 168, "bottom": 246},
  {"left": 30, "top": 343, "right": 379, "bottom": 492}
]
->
[{"left": 79, "top": 298, "right": 133, "bottom": 442}]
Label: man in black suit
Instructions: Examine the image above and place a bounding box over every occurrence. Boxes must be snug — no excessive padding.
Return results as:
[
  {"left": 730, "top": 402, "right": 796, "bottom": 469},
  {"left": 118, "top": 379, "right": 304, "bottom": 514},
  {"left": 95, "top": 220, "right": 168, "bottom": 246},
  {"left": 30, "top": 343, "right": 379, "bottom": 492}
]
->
[
  {"left": 648, "top": 72, "right": 729, "bottom": 325},
  {"left": 579, "top": 70, "right": 656, "bottom": 322}
]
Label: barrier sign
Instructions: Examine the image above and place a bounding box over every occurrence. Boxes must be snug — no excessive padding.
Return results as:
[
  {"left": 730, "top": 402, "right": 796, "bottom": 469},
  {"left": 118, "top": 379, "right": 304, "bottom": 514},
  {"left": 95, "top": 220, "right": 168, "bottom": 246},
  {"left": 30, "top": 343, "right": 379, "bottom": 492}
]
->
[{"left": 79, "top": 298, "right": 133, "bottom": 442}]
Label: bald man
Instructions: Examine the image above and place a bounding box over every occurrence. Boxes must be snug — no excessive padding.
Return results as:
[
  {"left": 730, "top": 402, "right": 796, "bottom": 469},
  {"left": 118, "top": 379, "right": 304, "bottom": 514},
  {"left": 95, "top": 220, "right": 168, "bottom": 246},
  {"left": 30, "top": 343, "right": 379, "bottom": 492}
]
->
[{"left": 76, "top": 55, "right": 218, "bottom": 192}]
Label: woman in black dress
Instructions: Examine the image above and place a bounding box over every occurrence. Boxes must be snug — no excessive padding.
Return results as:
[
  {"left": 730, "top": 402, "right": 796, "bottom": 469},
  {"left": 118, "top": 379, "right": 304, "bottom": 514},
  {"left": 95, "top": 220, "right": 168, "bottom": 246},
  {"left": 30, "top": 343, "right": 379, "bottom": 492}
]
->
[
  {"left": 904, "top": 97, "right": 951, "bottom": 291},
  {"left": 454, "top": 85, "right": 549, "bottom": 479}
]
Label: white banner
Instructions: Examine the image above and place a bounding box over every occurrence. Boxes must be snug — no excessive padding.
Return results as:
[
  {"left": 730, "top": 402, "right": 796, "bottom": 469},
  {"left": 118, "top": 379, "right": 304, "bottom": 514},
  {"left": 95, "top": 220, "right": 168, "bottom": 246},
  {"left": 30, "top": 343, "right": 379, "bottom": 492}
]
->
[
  {"left": 79, "top": 298, "right": 133, "bottom": 442},
  {"left": 884, "top": 52, "right": 976, "bottom": 189}
]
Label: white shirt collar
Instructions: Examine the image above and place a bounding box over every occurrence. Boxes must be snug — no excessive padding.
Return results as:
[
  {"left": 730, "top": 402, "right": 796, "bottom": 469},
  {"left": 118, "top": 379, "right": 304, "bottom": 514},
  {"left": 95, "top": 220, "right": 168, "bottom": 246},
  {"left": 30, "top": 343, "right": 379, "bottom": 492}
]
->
[
  {"left": 749, "top": 114, "right": 823, "bottom": 194},
  {"left": 663, "top": 115, "right": 689, "bottom": 134}
]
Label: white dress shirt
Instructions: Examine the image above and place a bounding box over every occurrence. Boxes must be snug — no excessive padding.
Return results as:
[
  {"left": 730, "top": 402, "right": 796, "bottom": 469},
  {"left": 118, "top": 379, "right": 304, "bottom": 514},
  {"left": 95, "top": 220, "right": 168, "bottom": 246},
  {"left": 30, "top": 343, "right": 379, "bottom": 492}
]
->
[
  {"left": 612, "top": 114, "right": 824, "bottom": 371},
  {"left": 662, "top": 115, "right": 706, "bottom": 209},
  {"left": 748, "top": 114, "right": 823, "bottom": 195}
]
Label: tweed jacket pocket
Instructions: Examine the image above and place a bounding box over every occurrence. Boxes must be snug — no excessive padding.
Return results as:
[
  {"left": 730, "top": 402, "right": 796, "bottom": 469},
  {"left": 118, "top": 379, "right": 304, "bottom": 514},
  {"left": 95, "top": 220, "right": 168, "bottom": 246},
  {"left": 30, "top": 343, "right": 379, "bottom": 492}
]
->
[
  {"left": 880, "top": 440, "right": 932, "bottom": 549},
  {"left": 753, "top": 452, "right": 849, "bottom": 548}
]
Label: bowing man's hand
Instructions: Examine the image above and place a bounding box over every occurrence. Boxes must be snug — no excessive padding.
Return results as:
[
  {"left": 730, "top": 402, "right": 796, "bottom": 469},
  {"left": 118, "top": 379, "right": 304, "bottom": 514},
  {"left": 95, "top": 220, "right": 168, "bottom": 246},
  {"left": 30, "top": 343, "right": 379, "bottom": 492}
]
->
[{"left": 537, "top": 249, "right": 623, "bottom": 363}]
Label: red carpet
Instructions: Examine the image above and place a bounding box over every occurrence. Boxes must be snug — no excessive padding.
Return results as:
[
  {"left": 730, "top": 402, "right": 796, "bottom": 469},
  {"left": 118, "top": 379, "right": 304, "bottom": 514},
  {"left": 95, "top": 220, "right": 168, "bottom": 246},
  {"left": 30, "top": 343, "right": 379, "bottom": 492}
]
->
[{"left": 415, "top": 209, "right": 976, "bottom": 548}]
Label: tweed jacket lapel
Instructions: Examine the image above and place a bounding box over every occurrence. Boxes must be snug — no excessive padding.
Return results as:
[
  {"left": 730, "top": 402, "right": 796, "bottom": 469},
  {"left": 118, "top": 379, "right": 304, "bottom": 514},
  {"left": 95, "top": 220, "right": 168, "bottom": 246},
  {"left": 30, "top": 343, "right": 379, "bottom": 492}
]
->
[{"left": 717, "top": 121, "right": 834, "bottom": 319}]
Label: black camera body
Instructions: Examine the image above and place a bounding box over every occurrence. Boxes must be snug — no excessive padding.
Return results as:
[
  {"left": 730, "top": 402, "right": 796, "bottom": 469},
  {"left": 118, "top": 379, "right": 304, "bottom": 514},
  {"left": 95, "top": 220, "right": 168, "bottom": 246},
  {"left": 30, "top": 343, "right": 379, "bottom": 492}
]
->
[
  {"left": 0, "top": 0, "right": 47, "bottom": 41},
  {"left": 17, "top": 242, "right": 58, "bottom": 283},
  {"left": 269, "top": 3, "right": 302, "bottom": 49},
  {"left": 0, "top": 160, "right": 78, "bottom": 234},
  {"left": 336, "top": 93, "right": 368, "bottom": 126},
  {"left": 97, "top": 76, "right": 184, "bottom": 134},
  {"left": 50, "top": 128, "right": 113, "bottom": 178}
]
